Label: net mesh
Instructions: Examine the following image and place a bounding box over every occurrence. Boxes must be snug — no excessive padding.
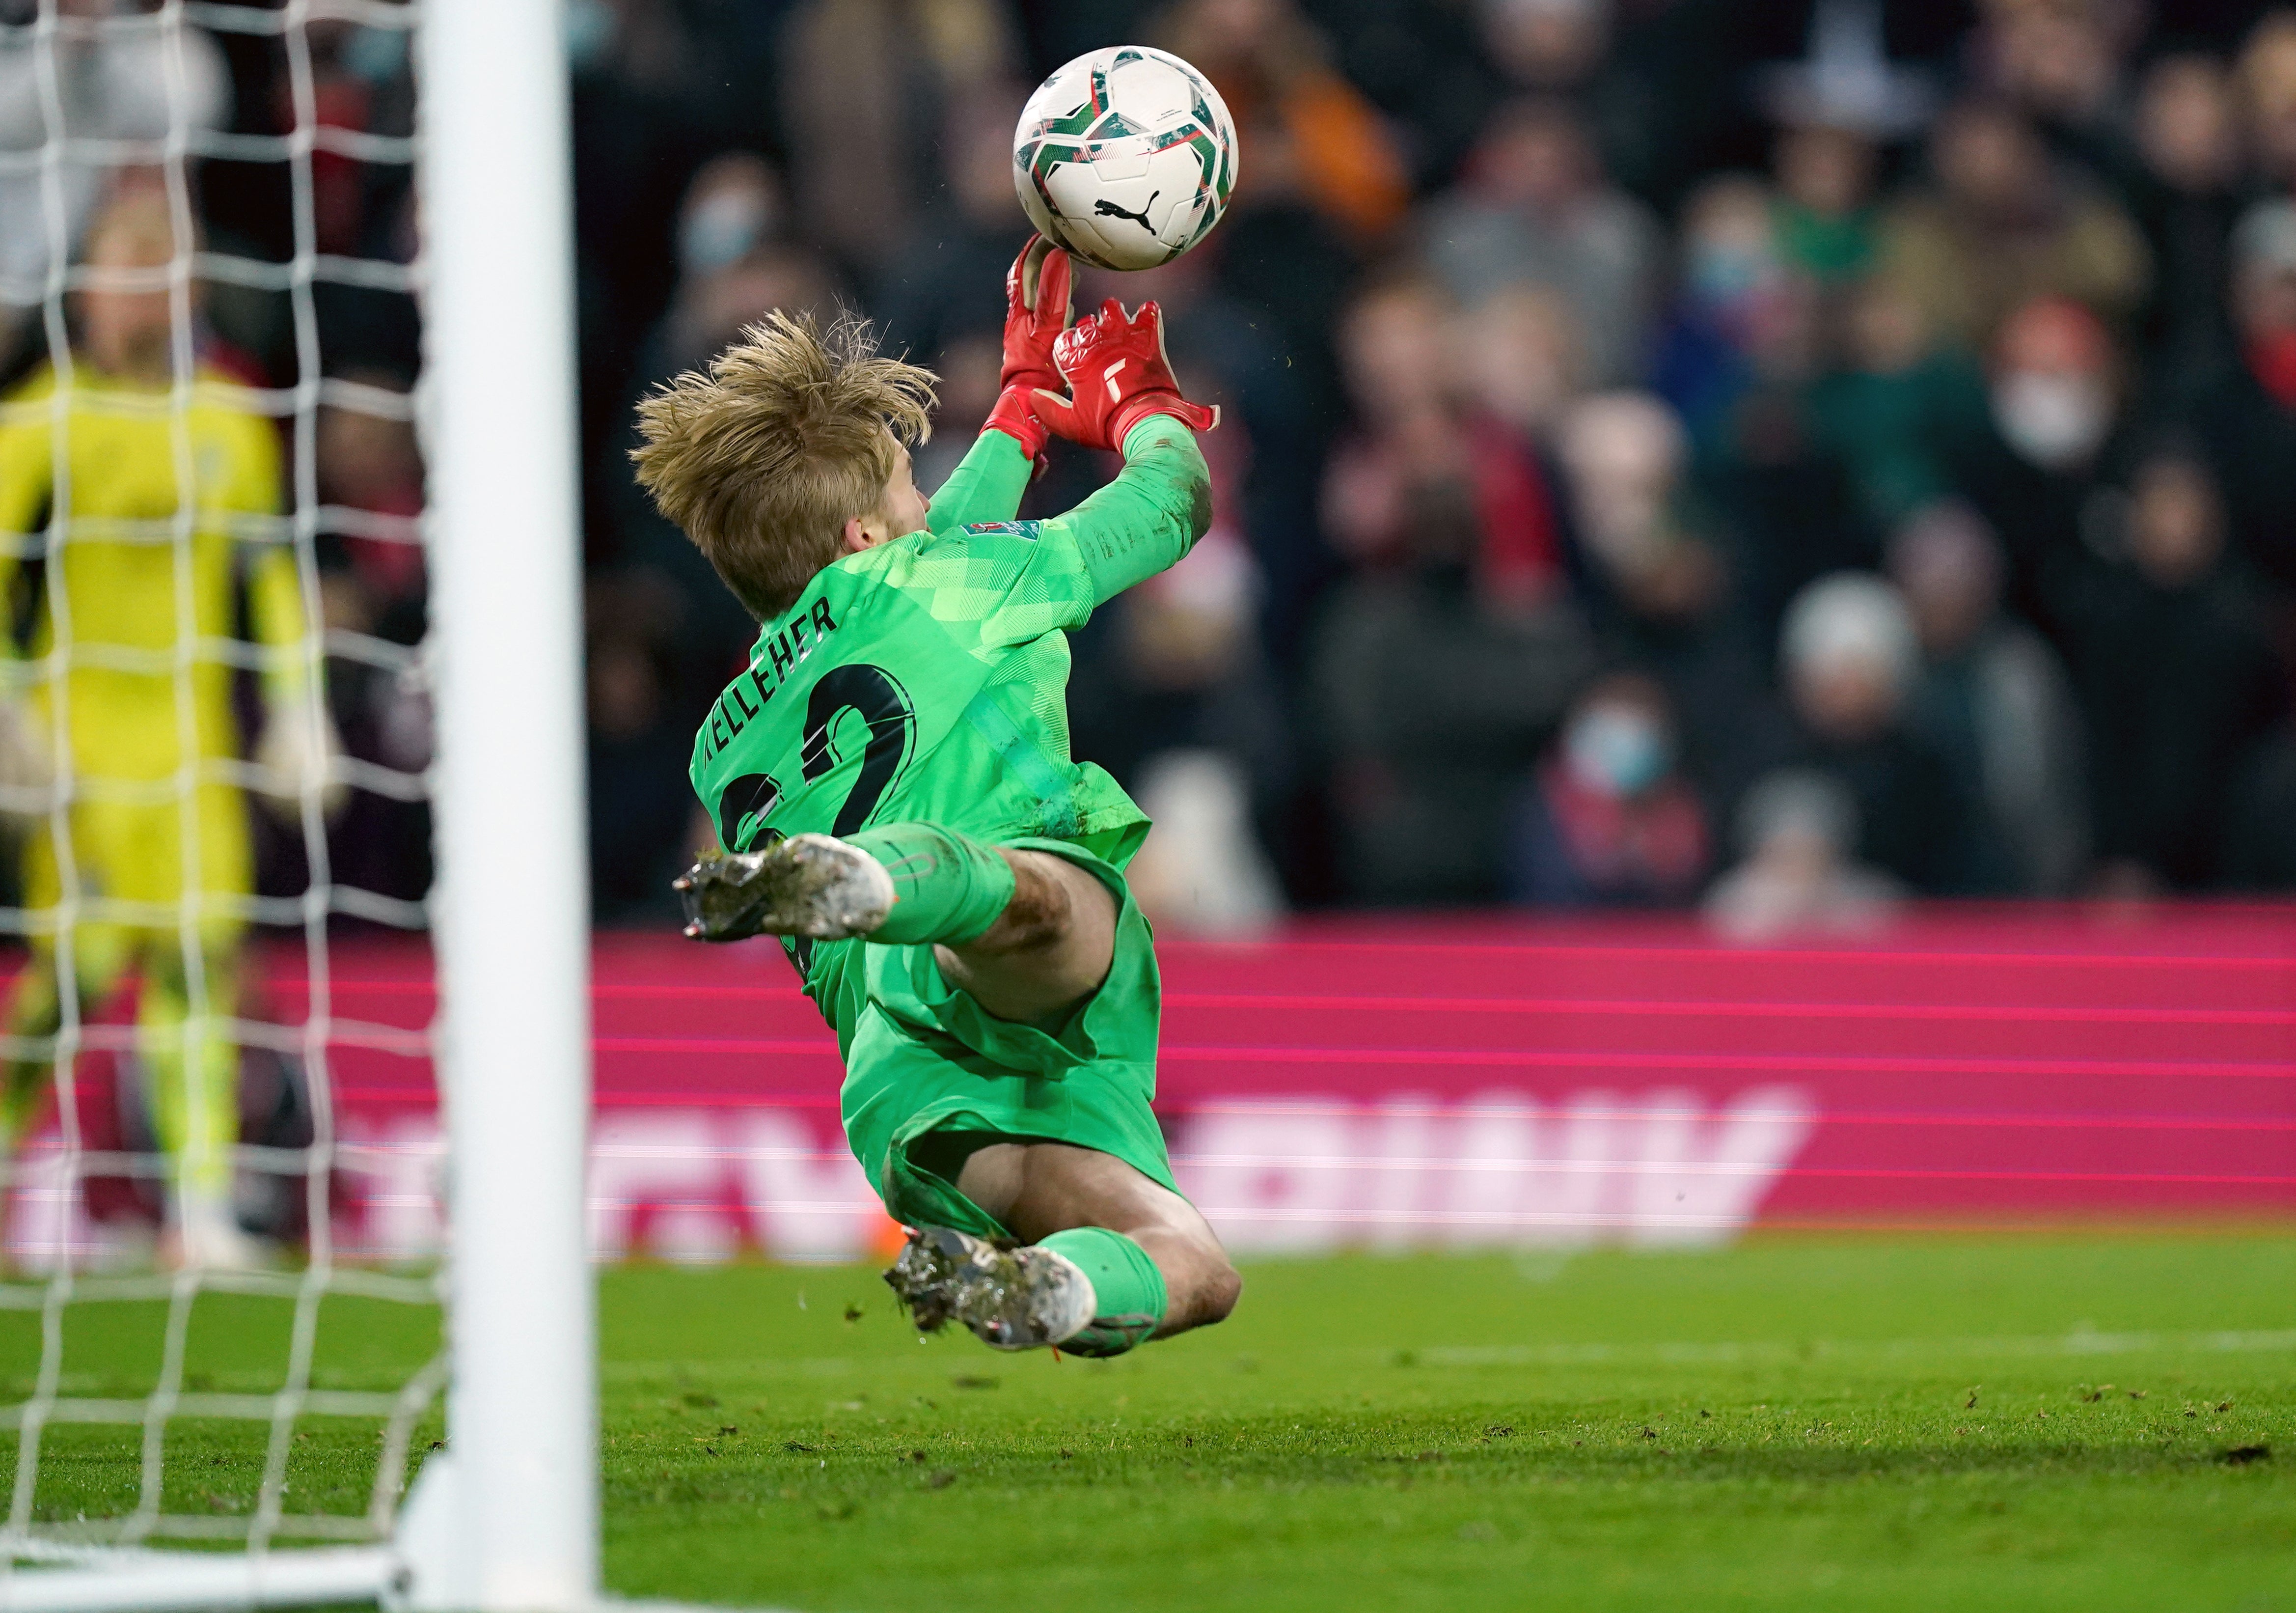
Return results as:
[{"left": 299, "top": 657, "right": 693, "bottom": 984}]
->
[{"left": 0, "top": 0, "right": 440, "bottom": 1562}]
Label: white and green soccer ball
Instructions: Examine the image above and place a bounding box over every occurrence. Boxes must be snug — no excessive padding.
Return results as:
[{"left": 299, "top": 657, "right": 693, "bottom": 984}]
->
[{"left": 1012, "top": 46, "right": 1239, "bottom": 273}]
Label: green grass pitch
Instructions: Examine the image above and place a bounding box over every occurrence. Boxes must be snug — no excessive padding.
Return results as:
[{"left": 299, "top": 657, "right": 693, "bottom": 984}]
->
[{"left": 4, "top": 1232, "right": 2293, "bottom": 1611}]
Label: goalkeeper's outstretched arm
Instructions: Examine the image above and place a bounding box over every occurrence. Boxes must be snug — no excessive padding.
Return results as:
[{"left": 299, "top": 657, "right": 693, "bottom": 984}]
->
[
  {"left": 1042, "top": 415, "right": 1212, "bottom": 608},
  {"left": 1026, "top": 286, "right": 1220, "bottom": 610},
  {"left": 928, "top": 237, "right": 1214, "bottom": 606}
]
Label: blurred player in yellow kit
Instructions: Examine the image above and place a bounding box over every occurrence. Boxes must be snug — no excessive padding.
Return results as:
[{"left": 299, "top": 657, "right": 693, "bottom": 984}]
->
[{"left": 0, "top": 191, "right": 337, "bottom": 1267}]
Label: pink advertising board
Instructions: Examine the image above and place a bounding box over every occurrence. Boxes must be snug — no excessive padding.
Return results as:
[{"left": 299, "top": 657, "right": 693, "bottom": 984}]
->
[{"left": 7, "top": 907, "right": 2291, "bottom": 1265}]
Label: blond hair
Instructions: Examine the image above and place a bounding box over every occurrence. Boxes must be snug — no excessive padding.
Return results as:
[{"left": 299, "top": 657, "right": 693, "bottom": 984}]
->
[{"left": 631, "top": 312, "right": 935, "bottom": 618}]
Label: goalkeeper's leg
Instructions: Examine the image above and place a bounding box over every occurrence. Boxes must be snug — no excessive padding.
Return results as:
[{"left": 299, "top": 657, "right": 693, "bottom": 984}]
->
[
  {"left": 139, "top": 936, "right": 252, "bottom": 1269},
  {"left": 3, "top": 952, "right": 74, "bottom": 1152},
  {"left": 679, "top": 822, "right": 1115, "bottom": 1024},
  {"left": 886, "top": 1139, "right": 1240, "bottom": 1356},
  {"left": 680, "top": 823, "right": 1238, "bottom": 1352},
  {"left": 888, "top": 834, "right": 1243, "bottom": 1351},
  {"left": 0, "top": 927, "right": 134, "bottom": 1160}
]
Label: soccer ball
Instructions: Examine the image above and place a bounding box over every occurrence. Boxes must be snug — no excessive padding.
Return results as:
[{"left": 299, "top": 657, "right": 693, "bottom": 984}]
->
[{"left": 1012, "top": 46, "right": 1239, "bottom": 273}]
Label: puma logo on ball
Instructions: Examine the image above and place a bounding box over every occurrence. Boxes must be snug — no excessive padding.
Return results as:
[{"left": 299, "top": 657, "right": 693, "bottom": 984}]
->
[{"left": 1092, "top": 190, "right": 1160, "bottom": 230}]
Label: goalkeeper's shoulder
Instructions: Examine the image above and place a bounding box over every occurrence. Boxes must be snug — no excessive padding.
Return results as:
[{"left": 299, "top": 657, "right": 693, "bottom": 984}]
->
[
  {"left": 188, "top": 365, "right": 283, "bottom": 475},
  {"left": 0, "top": 363, "right": 56, "bottom": 417}
]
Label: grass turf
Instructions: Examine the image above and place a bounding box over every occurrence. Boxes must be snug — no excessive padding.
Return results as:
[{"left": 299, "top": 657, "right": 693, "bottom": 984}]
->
[{"left": 1, "top": 1233, "right": 2292, "bottom": 1610}]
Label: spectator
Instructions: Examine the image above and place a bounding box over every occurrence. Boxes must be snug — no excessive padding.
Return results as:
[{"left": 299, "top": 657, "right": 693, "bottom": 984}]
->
[
  {"left": 1704, "top": 768, "right": 1902, "bottom": 941},
  {"left": 1124, "top": 750, "right": 1286, "bottom": 935},
  {"left": 1779, "top": 571, "right": 1992, "bottom": 893},
  {"left": 1773, "top": 122, "right": 1885, "bottom": 286},
  {"left": 877, "top": 87, "right": 1029, "bottom": 366},
  {"left": 1958, "top": 295, "right": 2129, "bottom": 634},
  {"left": 1558, "top": 391, "right": 1784, "bottom": 810},
  {"left": 611, "top": 222, "right": 841, "bottom": 478},
  {"left": 1206, "top": 112, "right": 1363, "bottom": 439},
  {"left": 1310, "top": 554, "right": 1592, "bottom": 905},
  {"left": 1321, "top": 276, "right": 1573, "bottom": 612},
  {"left": 2057, "top": 448, "right": 2281, "bottom": 891},
  {"left": 1154, "top": 0, "right": 1411, "bottom": 241},
  {"left": 607, "top": 160, "right": 844, "bottom": 719},
  {"left": 778, "top": 0, "right": 1019, "bottom": 274},
  {"left": 1985, "top": 295, "right": 2121, "bottom": 478},
  {"left": 300, "top": 14, "right": 415, "bottom": 260},
  {"left": 1422, "top": 99, "right": 1664, "bottom": 386},
  {"left": 675, "top": 152, "right": 787, "bottom": 286},
  {"left": 1972, "top": 0, "right": 2138, "bottom": 144},
  {"left": 1558, "top": 392, "right": 1722, "bottom": 629},
  {"left": 1649, "top": 174, "right": 1796, "bottom": 451},
  {"left": 2116, "top": 54, "right": 2250, "bottom": 393},
  {"left": 316, "top": 373, "right": 425, "bottom": 611},
  {"left": 1475, "top": 0, "right": 1671, "bottom": 202},
  {"left": 304, "top": 370, "right": 432, "bottom": 912},
  {"left": 627, "top": 230, "right": 844, "bottom": 416},
  {"left": 1665, "top": 184, "right": 1860, "bottom": 645},
  {"left": 1806, "top": 274, "right": 1990, "bottom": 540},
  {"left": 2186, "top": 198, "right": 2296, "bottom": 593},
  {"left": 1888, "top": 502, "right": 2087, "bottom": 895},
  {"left": 1505, "top": 671, "right": 1712, "bottom": 908},
  {"left": 586, "top": 572, "right": 708, "bottom": 919},
  {"left": 1455, "top": 285, "right": 1585, "bottom": 443},
  {"left": 1879, "top": 97, "right": 2149, "bottom": 353},
  {"left": 912, "top": 329, "right": 1003, "bottom": 495},
  {"left": 1479, "top": 0, "right": 1608, "bottom": 93},
  {"left": 2224, "top": 718, "right": 2296, "bottom": 889},
  {"left": 2239, "top": 9, "right": 2296, "bottom": 191},
  {"left": 1312, "top": 277, "right": 1594, "bottom": 903},
  {"left": 1755, "top": 0, "right": 1933, "bottom": 277}
]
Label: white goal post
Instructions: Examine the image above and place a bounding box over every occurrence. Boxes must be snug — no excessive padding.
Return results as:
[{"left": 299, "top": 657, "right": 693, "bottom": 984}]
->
[
  {"left": 0, "top": 0, "right": 597, "bottom": 1608},
  {"left": 400, "top": 0, "right": 598, "bottom": 1603}
]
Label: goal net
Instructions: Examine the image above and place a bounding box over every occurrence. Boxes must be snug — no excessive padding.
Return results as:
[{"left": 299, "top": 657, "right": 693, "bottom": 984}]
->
[{"left": 0, "top": 1, "right": 593, "bottom": 1608}]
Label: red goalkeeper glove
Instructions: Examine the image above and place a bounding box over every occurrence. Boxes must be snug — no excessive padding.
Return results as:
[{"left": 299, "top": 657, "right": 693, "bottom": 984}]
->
[
  {"left": 1033, "top": 298, "right": 1219, "bottom": 455},
  {"left": 981, "top": 234, "right": 1073, "bottom": 462}
]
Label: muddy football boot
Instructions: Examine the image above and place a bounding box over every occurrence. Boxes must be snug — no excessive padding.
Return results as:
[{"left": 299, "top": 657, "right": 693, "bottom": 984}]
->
[
  {"left": 674, "top": 833, "right": 894, "bottom": 943},
  {"left": 883, "top": 1226, "right": 1097, "bottom": 1351}
]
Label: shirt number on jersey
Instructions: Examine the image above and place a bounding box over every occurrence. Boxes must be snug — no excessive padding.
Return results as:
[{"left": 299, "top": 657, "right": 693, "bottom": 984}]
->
[
  {"left": 716, "top": 773, "right": 784, "bottom": 857},
  {"left": 799, "top": 664, "right": 917, "bottom": 837}
]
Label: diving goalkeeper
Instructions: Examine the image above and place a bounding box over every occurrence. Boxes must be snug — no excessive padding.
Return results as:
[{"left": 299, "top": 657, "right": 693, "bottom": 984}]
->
[{"left": 634, "top": 239, "right": 1240, "bottom": 1356}]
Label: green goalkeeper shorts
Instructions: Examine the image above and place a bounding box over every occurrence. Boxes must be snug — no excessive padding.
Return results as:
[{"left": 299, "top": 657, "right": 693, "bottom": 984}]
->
[{"left": 832, "top": 837, "right": 1178, "bottom": 1238}]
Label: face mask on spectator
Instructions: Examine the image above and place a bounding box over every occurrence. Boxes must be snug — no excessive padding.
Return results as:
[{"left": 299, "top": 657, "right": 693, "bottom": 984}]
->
[
  {"left": 1564, "top": 705, "right": 1670, "bottom": 798},
  {"left": 564, "top": 0, "right": 616, "bottom": 71},
  {"left": 1992, "top": 370, "right": 2109, "bottom": 469},
  {"left": 342, "top": 25, "right": 408, "bottom": 83},
  {"left": 680, "top": 191, "right": 771, "bottom": 278},
  {"left": 1689, "top": 243, "right": 1769, "bottom": 308}
]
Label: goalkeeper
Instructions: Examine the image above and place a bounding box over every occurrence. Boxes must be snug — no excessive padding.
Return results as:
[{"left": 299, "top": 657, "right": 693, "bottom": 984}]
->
[
  {"left": 0, "top": 193, "right": 331, "bottom": 1268},
  {"left": 634, "top": 239, "right": 1241, "bottom": 1356}
]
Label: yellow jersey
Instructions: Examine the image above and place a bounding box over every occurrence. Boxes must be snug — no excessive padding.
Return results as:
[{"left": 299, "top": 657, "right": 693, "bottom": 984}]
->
[{"left": 0, "top": 360, "right": 302, "bottom": 785}]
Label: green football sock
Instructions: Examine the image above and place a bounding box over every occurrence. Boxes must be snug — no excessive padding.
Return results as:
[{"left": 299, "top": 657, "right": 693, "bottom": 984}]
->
[
  {"left": 848, "top": 822, "right": 1016, "bottom": 946},
  {"left": 1040, "top": 1226, "right": 1167, "bottom": 1358}
]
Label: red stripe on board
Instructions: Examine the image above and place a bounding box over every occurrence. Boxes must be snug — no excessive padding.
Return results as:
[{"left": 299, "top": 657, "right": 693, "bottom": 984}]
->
[
  {"left": 560, "top": 981, "right": 2296, "bottom": 1025},
  {"left": 582, "top": 1033, "right": 2293, "bottom": 1083}
]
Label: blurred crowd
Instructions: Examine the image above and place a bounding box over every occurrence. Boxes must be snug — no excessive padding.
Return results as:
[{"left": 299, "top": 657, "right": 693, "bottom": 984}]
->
[{"left": 8, "top": 0, "right": 2296, "bottom": 934}]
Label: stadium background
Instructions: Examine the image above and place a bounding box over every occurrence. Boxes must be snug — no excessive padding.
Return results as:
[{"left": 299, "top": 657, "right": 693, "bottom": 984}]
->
[{"left": 1, "top": 0, "right": 2293, "bottom": 1270}]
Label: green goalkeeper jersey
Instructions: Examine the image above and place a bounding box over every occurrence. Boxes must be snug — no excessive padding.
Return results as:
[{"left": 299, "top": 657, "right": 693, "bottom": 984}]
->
[{"left": 688, "top": 417, "right": 1212, "bottom": 984}]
